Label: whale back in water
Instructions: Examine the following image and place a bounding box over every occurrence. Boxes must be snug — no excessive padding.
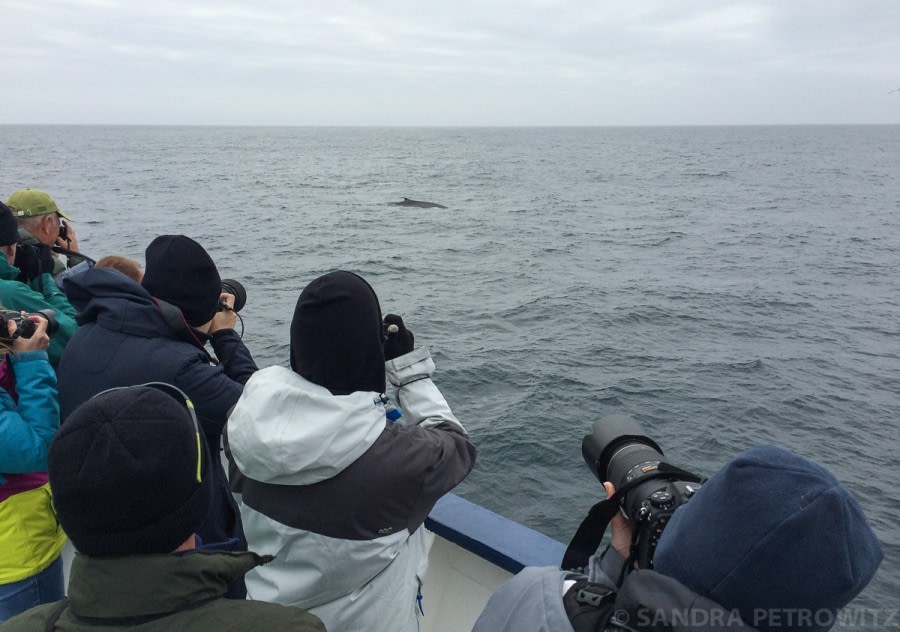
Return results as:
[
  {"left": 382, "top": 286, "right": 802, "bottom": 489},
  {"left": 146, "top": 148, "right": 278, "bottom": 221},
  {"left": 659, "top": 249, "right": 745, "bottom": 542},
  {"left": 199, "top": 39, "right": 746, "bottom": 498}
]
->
[{"left": 391, "top": 197, "right": 448, "bottom": 209}]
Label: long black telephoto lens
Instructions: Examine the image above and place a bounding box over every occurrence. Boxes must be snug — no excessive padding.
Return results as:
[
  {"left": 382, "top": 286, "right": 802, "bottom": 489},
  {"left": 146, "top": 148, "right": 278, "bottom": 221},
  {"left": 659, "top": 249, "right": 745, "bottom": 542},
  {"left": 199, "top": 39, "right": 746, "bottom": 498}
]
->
[
  {"left": 582, "top": 414, "right": 666, "bottom": 490},
  {"left": 220, "top": 279, "right": 247, "bottom": 313}
]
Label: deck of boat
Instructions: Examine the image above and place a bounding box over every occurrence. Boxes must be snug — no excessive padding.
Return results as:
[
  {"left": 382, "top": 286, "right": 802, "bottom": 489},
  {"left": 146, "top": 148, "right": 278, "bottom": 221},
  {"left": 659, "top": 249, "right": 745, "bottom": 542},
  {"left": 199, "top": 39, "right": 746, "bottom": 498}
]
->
[{"left": 422, "top": 493, "right": 566, "bottom": 632}]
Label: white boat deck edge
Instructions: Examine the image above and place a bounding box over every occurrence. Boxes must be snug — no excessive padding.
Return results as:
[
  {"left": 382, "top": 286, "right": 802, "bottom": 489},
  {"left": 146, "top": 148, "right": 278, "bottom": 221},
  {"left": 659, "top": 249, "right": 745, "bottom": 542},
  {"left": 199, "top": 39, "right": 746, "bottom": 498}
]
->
[{"left": 421, "top": 493, "right": 566, "bottom": 632}]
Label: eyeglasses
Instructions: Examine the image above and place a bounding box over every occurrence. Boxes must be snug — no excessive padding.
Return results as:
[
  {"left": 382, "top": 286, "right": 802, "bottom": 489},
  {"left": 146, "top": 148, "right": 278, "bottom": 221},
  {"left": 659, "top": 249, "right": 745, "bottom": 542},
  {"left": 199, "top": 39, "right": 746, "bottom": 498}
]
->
[{"left": 92, "top": 382, "right": 203, "bottom": 483}]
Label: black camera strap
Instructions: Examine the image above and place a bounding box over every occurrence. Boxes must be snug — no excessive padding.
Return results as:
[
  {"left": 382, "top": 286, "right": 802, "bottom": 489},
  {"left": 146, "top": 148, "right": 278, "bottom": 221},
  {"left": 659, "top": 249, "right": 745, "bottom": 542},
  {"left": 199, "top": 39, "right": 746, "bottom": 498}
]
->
[
  {"left": 562, "top": 463, "right": 704, "bottom": 572},
  {"left": 151, "top": 297, "right": 214, "bottom": 362},
  {"left": 562, "top": 482, "right": 634, "bottom": 572},
  {"left": 51, "top": 245, "right": 96, "bottom": 265}
]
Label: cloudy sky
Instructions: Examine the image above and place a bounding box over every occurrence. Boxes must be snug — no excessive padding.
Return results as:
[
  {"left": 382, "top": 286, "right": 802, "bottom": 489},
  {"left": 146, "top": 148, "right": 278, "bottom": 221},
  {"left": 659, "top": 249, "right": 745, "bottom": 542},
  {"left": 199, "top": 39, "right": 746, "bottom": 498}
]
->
[{"left": 2, "top": 0, "right": 898, "bottom": 126}]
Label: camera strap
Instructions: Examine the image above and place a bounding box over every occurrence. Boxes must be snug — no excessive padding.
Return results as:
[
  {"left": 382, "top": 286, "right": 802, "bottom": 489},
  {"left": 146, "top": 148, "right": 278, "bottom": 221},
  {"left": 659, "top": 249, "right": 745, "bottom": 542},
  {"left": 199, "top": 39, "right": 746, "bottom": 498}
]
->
[
  {"left": 562, "top": 483, "right": 633, "bottom": 572},
  {"left": 562, "top": 464, "right": 704, "bottom": 572},
  {"left": 50, "top": 245, "right": 96, "bottom": 265},
  {"left": 151, "top": 298, "right": 214, "bottom": 361}
]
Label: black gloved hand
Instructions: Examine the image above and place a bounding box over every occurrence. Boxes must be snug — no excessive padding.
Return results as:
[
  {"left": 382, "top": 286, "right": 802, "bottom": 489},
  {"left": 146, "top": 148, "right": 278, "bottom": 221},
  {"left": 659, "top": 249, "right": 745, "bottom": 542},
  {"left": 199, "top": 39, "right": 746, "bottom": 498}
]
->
[{"left": 383, "top": 314, "right": 415, "bottom": 360}]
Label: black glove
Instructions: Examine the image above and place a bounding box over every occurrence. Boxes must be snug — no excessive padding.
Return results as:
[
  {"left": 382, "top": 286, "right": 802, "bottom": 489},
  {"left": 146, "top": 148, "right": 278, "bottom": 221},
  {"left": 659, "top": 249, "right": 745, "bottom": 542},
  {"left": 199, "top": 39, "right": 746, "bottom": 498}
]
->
[{"left": 383, "top": 314, "right": 414, "bottom": 360}]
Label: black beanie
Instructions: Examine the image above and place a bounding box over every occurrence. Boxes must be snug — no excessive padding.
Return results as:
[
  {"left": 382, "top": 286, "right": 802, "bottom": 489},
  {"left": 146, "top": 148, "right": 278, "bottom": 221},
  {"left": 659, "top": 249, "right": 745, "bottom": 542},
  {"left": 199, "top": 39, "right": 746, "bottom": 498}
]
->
[
  {"left": 49, "top": 386, "right": 213, "bottom": 557},
  {"left": 141, "top": 235, "right": 221, "bottom": 327},
  {"left": 290, "top": 270, "right": 386, "bottom": 395},
  {"left": 0, "top": 202, "right": 19, "bottom": 246}
]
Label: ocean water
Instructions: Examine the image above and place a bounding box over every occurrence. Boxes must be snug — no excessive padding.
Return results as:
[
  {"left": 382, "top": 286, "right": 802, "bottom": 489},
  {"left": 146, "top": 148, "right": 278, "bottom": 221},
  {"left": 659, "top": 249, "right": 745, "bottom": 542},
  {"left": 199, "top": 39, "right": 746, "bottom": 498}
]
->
[{"left": 2, "top": 125, "right": 898, "bottom": 621}]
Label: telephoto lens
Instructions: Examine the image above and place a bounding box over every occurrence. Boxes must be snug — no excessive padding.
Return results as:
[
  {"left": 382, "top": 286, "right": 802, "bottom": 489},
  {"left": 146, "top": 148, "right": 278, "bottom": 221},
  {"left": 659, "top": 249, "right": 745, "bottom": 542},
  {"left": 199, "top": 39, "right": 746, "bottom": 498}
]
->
[
  {"left": 582, "top": 414, "right": 667, "bottom": 491},
  {"left": 220, "top": 279, "right": 247, "bottom": 313},
  {"left": 578, "top": 414, "right": 703, "bottom": 569}
]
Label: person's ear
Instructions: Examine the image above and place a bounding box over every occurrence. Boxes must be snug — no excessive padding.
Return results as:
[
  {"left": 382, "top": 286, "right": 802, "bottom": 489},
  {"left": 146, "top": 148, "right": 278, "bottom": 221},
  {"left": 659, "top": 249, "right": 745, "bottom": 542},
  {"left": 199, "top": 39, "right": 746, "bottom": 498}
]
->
[{"left": 41, "top": 214, "right": 55, "bottom": 236}]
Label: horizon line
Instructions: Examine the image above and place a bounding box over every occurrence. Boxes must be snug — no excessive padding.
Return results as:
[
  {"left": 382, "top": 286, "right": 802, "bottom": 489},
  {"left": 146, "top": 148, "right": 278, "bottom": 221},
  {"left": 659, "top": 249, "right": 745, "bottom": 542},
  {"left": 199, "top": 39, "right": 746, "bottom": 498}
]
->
[{"left": 2, "top": 122, "right": 898, "bottom": 128}]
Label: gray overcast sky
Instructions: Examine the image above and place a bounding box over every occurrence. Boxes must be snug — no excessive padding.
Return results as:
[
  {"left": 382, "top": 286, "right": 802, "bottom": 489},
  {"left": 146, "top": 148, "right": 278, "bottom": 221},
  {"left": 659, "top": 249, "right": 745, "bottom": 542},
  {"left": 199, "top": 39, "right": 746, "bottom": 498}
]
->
[{"left": 2, "top": 0, "right": 899, "bottom": 126}]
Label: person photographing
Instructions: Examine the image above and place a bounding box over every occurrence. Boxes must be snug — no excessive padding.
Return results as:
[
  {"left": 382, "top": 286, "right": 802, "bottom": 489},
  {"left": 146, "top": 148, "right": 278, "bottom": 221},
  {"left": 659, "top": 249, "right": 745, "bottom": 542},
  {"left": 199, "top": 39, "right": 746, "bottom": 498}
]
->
[
  {"left": 57, "top": 235, "right": 258, "bottom": 596},
  {"left": 0, "top": 311, "right": 65, "bottom": 623},
  {"left": 473, "top": 422, "right": 883, "bottom": 632},
  {"left": 227, "top": 270, "right": 476, "bottom": 632}
]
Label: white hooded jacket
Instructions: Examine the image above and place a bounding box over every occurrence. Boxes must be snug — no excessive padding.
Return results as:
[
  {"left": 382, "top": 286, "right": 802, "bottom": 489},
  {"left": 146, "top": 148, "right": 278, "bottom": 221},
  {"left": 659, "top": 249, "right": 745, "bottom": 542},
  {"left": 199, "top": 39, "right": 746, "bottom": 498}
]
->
[{"left": 227, "top": 346, "right": 475, "bottom": 632}]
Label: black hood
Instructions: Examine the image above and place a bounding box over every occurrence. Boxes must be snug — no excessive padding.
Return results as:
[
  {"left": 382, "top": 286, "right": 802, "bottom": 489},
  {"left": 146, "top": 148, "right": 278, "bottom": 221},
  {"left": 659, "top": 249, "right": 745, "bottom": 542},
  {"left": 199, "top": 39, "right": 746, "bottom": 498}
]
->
[{"left": 290, "top": 271, "right": 385, "bottom": 395}]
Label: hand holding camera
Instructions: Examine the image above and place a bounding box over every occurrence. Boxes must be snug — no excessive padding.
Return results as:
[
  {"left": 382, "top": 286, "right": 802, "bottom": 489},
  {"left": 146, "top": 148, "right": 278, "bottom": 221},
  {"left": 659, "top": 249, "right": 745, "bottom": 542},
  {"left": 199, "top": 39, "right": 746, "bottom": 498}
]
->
[
  {"left": 0, "top": 309, "right": 58, "bottom": 340},
  {"left": 563, "top": 414, "right": 704, "bottom": 575},
  {"left": 383, "top": 314, "right": 414, "bottom": 360},
  {"left": 603, "top": 482, "right": 634, "bottom": 561},
  {"left": 2, "top": 312, "right": 53, "bottom": 354},
  {"left": 208, "top": 278, "right": 247, "bottom": 335},
  {"left": 56, "top": 220, "right": 80, "bottom": 253},
  {"left": 209, "top": 292, "right": 238, "bottom": 333},
  {"left": 219, "top": 279, "right": 246, "bottom": 313}
]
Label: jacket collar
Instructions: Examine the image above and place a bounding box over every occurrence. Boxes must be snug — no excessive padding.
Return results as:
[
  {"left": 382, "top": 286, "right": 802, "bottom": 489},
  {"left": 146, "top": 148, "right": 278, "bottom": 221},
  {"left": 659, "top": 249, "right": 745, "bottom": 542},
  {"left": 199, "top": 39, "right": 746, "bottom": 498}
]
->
[
  {"left": 17, "top": 227, "right": 40, "bottom": 247},
  {"left": 67, "top": 550, "right": 270, "bottom": 620},
  {"left": 0, "top": 255, "right": 20, "bottom": 281}
]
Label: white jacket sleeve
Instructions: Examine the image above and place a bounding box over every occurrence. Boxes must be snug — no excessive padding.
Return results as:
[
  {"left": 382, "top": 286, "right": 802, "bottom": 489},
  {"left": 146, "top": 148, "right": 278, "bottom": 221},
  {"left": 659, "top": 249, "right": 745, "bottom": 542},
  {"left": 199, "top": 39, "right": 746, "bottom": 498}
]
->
[{"left": 385, "top": 346, "right": 466, "bottom": 435}]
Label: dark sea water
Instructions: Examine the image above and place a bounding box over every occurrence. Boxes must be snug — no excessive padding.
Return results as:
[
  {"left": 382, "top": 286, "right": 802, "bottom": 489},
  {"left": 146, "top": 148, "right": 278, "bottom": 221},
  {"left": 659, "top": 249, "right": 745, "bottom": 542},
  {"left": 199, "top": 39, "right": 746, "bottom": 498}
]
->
[{"left": 2, "top": 125, "right": 898, "bottom": 624}]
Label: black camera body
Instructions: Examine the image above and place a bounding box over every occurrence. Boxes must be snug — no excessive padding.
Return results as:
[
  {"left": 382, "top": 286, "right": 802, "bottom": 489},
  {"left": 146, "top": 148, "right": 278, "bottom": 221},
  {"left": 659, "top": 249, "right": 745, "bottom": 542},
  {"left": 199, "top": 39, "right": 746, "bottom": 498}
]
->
[
  {"left": 13, "top": 242, "right": 55, "bottom": 285},
  {"left": 627, "top": 479, "right": 700, "bottom": 569},
  {"left": 564, "top": 414, "right": 703, "bottom": 573},
  {"left": 0, "top": 309, "right": 59, "bottom": 340}
]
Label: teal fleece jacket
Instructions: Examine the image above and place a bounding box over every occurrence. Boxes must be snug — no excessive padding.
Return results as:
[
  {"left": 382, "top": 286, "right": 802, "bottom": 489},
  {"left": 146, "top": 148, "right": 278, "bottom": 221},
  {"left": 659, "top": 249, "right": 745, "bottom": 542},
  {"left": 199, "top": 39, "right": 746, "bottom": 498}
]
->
[{"left": 0, "top": 257, "right": 77, "bottom": 365}]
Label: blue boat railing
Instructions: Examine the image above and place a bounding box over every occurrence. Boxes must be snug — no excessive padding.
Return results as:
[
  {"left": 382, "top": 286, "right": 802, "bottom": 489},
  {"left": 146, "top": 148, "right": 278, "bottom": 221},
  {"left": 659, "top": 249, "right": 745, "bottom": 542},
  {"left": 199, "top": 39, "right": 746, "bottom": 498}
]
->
[{"left": 425, "top": 493, "right": 567, "bottom": 574}]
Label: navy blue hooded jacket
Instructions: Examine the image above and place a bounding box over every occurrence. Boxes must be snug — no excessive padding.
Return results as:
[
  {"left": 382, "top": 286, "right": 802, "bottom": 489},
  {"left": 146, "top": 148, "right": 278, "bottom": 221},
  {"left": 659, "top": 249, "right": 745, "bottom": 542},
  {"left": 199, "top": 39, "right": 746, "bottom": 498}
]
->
[{"left": 56, "top": 267, "right": 257, "bottom": 549}]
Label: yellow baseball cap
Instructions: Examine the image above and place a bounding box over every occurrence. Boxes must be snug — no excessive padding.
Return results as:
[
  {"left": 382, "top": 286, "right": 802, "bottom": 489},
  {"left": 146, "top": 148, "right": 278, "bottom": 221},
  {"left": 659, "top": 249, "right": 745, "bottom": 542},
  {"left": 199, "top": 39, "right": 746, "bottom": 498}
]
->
[{"left": 6, "top": 189, "right": 72, "bottom": 221}]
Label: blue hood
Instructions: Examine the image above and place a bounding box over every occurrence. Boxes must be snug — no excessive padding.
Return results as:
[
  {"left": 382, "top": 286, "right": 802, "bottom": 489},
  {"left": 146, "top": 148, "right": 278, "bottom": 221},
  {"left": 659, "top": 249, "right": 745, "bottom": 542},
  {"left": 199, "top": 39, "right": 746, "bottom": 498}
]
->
[{"left": 654, "top": 444, "right": 883, "bottom": 632}]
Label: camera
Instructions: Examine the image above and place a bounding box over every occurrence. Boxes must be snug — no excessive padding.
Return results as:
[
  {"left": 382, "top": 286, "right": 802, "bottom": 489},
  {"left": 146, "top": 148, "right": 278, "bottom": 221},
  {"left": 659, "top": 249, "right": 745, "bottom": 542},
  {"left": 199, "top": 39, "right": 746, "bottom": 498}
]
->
[
  {"left": 564, "top": 414, "right": 704, "bottom": 573},
  {"left": 0, "top": 309, "right": 59, "bottom": 340},
  {"left": 219, "top": 279, "right": 246, "bottom": 313},
  {"left": 13, "top": 242, "right": 55, "bottom": 285}
]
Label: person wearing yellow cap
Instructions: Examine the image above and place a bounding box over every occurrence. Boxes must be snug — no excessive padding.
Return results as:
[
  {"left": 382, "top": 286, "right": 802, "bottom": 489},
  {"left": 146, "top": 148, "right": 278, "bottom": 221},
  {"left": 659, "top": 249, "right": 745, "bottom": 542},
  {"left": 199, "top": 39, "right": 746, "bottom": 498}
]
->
[
  {"left": 5, "top": 189, "right": 89, "bottom": 281},
  {"left": 0, "top": 201, "right": 78, "bottom": 366}
]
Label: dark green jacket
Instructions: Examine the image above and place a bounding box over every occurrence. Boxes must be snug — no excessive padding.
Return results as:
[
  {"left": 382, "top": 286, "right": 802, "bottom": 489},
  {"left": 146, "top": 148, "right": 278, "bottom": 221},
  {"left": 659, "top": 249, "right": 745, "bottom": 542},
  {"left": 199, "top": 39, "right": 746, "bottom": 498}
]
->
[
  {"left": 0, "top": 551, "right": 325, "bottom": 632},
  {"left": 17, "top": 229, "right": 88, "bottom": 278}
]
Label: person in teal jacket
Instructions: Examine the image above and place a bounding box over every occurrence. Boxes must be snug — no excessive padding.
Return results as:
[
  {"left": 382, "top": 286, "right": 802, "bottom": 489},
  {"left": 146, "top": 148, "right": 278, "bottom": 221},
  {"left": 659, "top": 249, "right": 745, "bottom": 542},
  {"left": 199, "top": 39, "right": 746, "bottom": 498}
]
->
[
  {"left": 0, "top": 313, "right": 66, "bottom": 623},
  {"left": 0, "top": 203, "right": 77, "bottom": 365}
]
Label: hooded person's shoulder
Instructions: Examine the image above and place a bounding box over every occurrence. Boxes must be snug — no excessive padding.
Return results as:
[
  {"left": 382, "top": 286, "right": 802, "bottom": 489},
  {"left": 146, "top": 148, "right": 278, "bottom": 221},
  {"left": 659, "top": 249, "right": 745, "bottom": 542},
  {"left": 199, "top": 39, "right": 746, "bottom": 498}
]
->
[
  {"left": 228, "top": 366, "right": 388, "bottom": 486},
  {"left": 63, "top": 266, "right": 154, "bottom": 311}
]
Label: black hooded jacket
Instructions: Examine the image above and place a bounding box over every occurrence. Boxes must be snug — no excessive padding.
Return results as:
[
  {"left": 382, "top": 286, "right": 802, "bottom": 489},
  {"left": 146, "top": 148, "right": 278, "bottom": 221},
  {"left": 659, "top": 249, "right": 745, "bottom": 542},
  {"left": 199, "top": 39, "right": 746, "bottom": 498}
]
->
[{"left": 57, "top": 267, "right": 257, "bottom": 550}]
